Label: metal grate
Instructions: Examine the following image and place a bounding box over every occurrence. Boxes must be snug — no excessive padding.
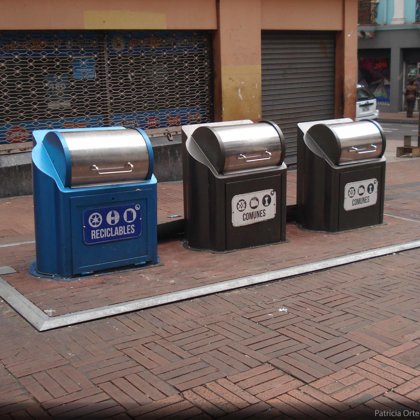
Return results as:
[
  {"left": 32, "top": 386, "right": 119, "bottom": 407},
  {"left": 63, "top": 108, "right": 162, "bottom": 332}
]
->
[{"left": 0, "top": 31, "right": 213, "bottom": 145}]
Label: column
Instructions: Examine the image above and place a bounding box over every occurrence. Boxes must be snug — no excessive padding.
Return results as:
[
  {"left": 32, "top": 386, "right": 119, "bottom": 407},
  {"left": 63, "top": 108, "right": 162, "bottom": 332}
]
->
[
  {"left": 214, "top": 0, "right": 262, "bottom": 121},
  {"left": 335, "top": 0, "right": 359, "bottom": 118},
  {"left": 391, "top": 0, "right": 405, "bottom": 24},
  {"left": 389, "top": 46, "right": 403, "bottom": 112}
]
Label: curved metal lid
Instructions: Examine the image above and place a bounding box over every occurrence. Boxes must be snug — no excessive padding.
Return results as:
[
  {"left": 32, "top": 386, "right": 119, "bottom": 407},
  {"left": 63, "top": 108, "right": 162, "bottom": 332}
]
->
[
  {"left": 306, "top": 120, "right": 385, "bottom": 165},
  {"left": 44, "top": 128, "right": 153, "bottom": 187},
  {"left": 192, "top": 121, "right": 285, "bottom": 174}
]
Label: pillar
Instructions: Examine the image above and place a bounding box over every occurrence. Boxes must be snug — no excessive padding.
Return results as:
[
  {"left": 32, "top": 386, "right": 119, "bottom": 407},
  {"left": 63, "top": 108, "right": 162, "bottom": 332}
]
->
[
  {"left": 214, "top": 0, "right": 262, "bottom": 121},
  {"left": 391, "top": 0, "right": 405, "bottom": 24},
  {"left": 335, "top": 0, "right": 359, "bottom": 119}
]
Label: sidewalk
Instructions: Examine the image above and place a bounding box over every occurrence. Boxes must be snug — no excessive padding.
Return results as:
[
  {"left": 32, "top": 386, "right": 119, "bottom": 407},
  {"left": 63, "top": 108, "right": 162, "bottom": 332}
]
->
[
  {"left": 0, "top": 159, "right": 419, "bottom": 418},
  {"left": 379, "top": 111, "right": 419, "bottom": 125}
]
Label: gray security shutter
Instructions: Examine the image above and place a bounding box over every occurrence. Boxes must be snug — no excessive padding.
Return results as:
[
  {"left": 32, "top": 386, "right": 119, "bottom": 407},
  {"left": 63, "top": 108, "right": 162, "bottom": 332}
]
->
[{"left": 262, "top": 31, "right": 336, "bottom": 165}]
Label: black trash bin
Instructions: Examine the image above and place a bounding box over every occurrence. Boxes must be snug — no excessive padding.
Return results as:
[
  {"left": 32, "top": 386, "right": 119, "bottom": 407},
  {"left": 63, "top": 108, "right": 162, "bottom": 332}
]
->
[
  {"left": 296, "top": 119, "right": 386, "bottom": 232},
  {"left": 182, "top": 120, "right": 287, "bottom": 251}
]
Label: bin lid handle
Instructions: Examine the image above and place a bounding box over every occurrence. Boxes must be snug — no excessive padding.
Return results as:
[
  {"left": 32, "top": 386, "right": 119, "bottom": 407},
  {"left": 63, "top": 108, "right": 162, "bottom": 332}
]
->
[
  {"left": 237, "top": 151, "right": 272, "bottom": 163},
  {"left": 90, "top": 162, "right": 134, "bottom": 175},
  {"left": 349, "top": 144, "right": 377, "bottom": 154}
]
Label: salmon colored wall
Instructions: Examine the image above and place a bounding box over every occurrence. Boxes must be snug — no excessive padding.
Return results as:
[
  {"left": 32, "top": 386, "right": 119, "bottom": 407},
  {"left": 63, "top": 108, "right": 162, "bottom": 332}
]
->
[
  {"left": 336, "top": 0, "right": 358, "bottom": 119},
  {"left": 261, "top": 0, "right": 343, "bottom": 30},
  {"left": 215, "top": 0, "right": 356, "bottom": 122},
  {"left": 0, "top": 0, "right": 217, "bottom": 30},
  {"left": 214, "top": 0, "right": 262, "bottom": 121},
  {"left": 222, "top": 0, "right": 357, "bottom": 121},
  {"left": 0, "top": 0, "right": 345, "bottom": 30}
]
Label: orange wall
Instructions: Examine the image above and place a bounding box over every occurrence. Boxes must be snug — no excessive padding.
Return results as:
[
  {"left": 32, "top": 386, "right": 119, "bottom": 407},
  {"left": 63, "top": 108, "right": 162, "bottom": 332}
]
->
[
  {"left": 0, "top": 0, "right": 344, "bottom": 31},
  {"left": 214, "top": 0, "right": 262, "bottom": 121},
  {"left": 0, "top": 0, "right": 217, "bottom": 30},
  {"left": 261, "top": 0, "right": 343, "bottom": 30},
  {"left": 215, "top": 0, "right": 356, "bottom": 121},
  {"left": 337, "top": 0, "right": 358, "bottom": 119}
]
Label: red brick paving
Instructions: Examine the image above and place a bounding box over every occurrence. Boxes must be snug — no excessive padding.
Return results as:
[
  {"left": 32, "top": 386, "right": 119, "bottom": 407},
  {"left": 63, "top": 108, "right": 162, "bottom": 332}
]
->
[
  {"left": 0, "top": 160, "right": 419, "bottom": 418},
  {"left": 0, "top": 161, "right": 419, "bottom": 317},
  {"left": 0, "top": 249, "right": 419, "bottom": 417}
]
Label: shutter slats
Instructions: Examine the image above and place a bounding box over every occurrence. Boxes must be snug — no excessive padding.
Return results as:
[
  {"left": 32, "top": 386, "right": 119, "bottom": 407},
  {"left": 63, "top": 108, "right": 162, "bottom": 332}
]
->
[{"left": 262, "top": 31, "right": 336, "bottom": 165}]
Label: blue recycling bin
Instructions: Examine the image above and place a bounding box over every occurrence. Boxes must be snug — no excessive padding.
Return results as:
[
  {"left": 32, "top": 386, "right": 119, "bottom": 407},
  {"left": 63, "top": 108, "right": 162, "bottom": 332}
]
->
[{"left": 31, "top": 127, "right": 158, "bottom": 278}]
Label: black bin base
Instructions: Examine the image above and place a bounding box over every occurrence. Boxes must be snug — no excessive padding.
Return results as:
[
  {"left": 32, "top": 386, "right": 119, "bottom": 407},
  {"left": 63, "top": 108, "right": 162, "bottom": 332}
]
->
[
  {"left": 185, "top": 158, "right": 287, "bottom": 252},
  {"left": 297, "top": 129, "right": 386, "bottom": 232}
]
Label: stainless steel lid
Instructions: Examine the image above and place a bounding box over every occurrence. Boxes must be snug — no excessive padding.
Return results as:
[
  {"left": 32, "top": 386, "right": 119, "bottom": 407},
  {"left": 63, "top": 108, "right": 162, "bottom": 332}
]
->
[
  {"left": 306, "top": 120, "right": 385, "bottom": 165},
  {"left": 191, "top": 121, "right": 285, "bottom": 174},
  {"left": 45, "top": 128, "right": 151, "bottom": 187}
]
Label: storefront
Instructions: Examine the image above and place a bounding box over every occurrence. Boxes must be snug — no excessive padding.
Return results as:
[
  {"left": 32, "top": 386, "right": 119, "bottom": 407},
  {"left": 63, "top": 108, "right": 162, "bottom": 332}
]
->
[
  {"left": 358, "top": 0, "right": 420, "bottom": 112},
  {"left": 358, "top": 49, "right": 391, "bottom": 105},
  {"left": 0, "top": 0, "right": 359, "bottom": 196}
]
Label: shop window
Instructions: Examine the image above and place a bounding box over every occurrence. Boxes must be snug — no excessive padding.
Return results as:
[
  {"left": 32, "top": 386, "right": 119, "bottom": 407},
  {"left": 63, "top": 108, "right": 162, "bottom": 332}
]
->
[{"left": 358, "top": 54, "right": 391, "bottom": 105}]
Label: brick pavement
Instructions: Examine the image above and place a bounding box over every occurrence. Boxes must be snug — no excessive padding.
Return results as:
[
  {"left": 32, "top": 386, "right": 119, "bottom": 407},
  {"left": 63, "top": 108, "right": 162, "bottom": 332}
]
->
[
  {"left": 0, "top": 159, "right": 419, "bottom": 418},
  {"left": 0, "top": 248, "right": 419, "bottom": 418},
  {"left": 0, "top": 161, "right": 419, "bottom": 317}
]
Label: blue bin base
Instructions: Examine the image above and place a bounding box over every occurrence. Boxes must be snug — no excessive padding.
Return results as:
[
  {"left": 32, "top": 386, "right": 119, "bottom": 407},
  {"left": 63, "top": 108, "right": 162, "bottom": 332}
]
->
[{"left": 29, "top": 258, "right": 161, "bottom": 282}]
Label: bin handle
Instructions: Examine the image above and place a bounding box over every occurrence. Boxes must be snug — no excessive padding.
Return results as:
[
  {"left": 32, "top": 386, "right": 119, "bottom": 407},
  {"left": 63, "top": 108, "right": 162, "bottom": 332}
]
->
[
  {"left": 90, "top": 162, "right": 134, "bottom": 175},
  {"left": 237, "top": 151, "right": 272, "bottom": 163},
  {"left": 349, "top": 144, "right": 377, "bottom": 154}
]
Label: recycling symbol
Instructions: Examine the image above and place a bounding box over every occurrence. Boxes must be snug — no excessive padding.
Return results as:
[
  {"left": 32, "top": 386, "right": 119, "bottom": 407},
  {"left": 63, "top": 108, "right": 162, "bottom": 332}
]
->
[{"left": 88, "top": 212, "right": 102, "bottom": 228}]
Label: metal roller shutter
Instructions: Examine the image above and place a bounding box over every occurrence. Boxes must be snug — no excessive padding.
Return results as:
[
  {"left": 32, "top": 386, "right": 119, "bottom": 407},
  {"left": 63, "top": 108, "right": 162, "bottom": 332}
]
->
[
  {"left": 0, "top": 31, "right": 213, "bottom": 146},
  {"left": 262, "top": 31, "right": 336, "bottom": 165}
]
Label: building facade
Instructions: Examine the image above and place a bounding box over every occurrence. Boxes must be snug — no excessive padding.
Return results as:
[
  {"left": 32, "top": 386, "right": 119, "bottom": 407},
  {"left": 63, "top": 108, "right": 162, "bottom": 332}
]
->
[
  {"left": 358, "top": 0, "right": 420, "bottom": 112},
  {"left": 0, "top": 0, "right": 358, "bottom": 167}
]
